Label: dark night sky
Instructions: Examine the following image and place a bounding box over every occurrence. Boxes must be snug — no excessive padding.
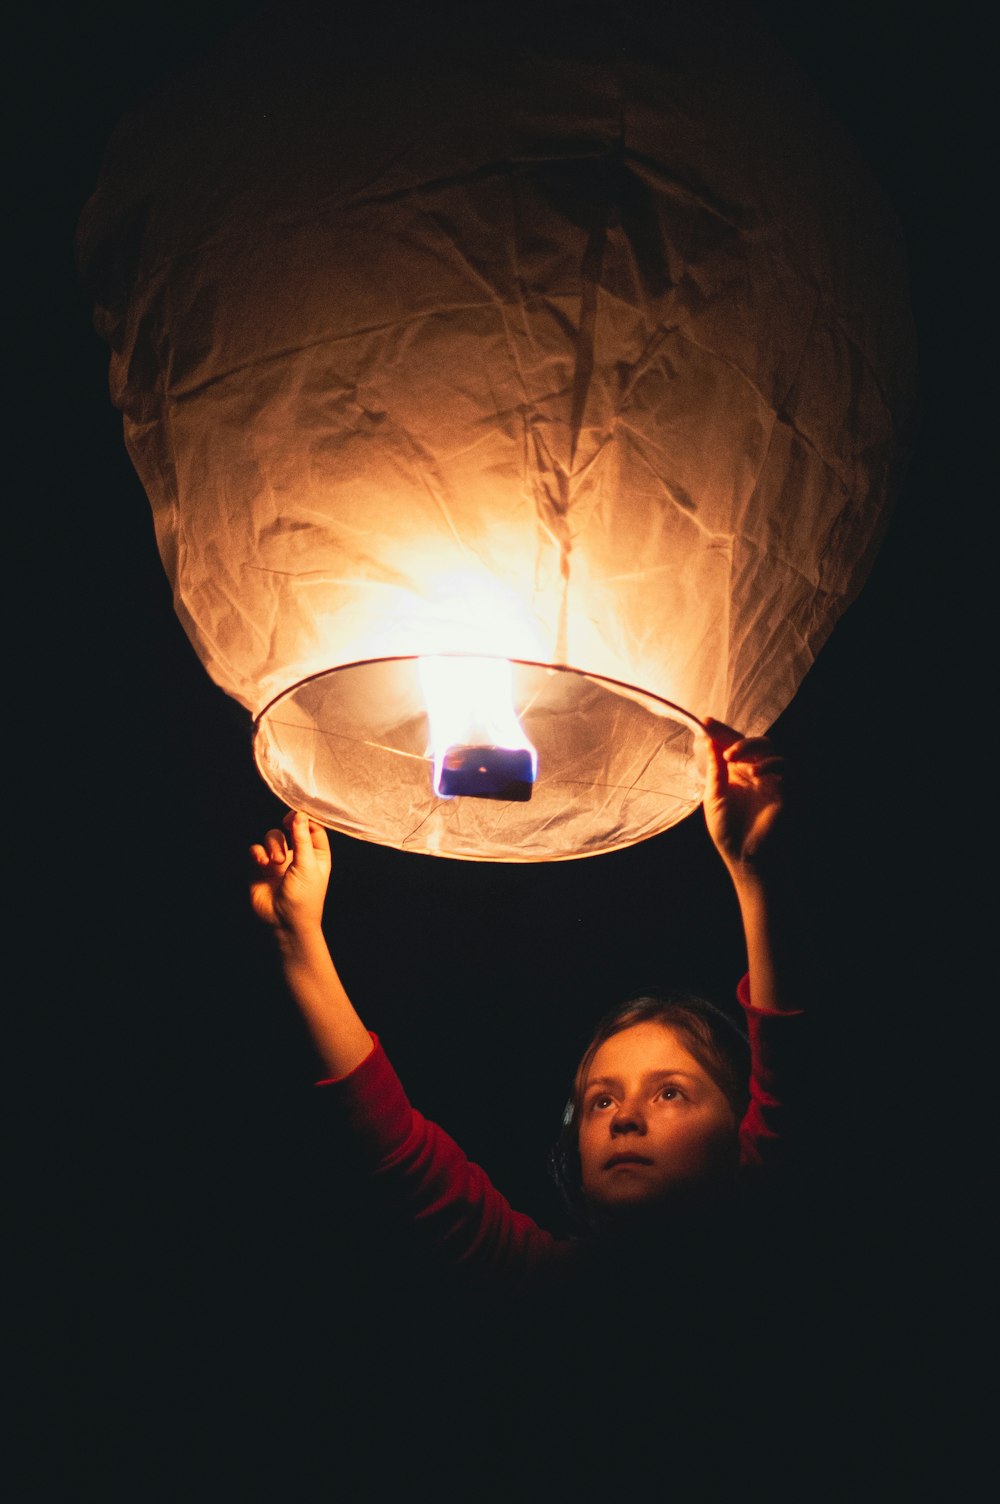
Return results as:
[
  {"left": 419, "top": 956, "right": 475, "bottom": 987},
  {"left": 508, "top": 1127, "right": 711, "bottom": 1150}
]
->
[{"left": 16, "top": 3, "right": 980, "bottom": 1498}]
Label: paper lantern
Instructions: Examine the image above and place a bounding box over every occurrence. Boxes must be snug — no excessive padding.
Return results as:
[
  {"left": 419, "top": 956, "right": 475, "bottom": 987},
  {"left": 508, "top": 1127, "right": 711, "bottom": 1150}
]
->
[{"left": 79, "top": 1, "right": 914, "bottom": 861}]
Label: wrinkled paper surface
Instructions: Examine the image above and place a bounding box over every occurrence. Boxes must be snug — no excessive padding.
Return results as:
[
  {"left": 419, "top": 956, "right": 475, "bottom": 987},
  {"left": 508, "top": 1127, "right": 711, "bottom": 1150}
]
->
[{"left": 79, "top": 0, "right": 915, "bottom": 860}]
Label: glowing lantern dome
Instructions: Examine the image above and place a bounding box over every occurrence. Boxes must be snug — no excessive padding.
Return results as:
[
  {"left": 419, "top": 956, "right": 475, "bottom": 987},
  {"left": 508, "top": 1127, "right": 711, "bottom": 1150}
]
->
[{"left": 79, "top": 1, "right": 914, "bottom": 861}]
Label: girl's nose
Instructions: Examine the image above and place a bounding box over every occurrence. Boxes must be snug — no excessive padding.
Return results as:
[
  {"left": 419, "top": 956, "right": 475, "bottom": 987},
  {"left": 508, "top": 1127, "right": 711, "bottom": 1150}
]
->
[{"left": 611, "top": 1103, "right": 646, "bottom": 1135}]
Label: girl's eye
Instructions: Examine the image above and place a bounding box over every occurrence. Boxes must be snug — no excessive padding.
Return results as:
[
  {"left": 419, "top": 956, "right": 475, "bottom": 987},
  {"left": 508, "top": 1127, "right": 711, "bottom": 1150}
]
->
[
  {"left": 657, "top": 1086, "right": 681, "bottom": 1102},
  {"left": 589, "top": 1094, "right": 614, "bottom": 1112}
]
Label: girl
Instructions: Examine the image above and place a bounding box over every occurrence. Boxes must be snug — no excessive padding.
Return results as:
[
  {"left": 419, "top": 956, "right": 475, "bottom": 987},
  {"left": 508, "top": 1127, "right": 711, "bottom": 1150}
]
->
[{"left": 248, "top": 717, "right": 806, "bottom": 1286}]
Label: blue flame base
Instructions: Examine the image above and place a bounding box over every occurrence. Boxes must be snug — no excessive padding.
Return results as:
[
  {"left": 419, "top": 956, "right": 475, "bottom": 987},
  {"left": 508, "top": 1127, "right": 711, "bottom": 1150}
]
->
[{"left": 436, "top": 745, "right": 535, "bottom": 802}]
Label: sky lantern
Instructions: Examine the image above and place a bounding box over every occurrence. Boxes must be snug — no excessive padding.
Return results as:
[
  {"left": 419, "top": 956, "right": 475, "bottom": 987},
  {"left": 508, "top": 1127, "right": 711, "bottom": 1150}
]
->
[{"left": 78, "top": 1, "right": 914, "bottom": 862}]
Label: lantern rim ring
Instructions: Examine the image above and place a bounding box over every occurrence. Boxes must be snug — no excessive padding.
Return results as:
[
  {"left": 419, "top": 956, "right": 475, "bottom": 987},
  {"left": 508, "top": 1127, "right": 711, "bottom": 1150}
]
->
[
  {"left": 251, "top": 654, "right": 705, "bottom": 739},
  {"left": 250, "top": 655, "right": 707, "bottom": 859}
]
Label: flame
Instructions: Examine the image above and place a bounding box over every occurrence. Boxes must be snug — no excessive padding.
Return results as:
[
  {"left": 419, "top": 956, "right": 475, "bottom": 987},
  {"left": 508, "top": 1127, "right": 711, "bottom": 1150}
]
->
[{"left": 417, "top": 656, "right": 538, "bottom": 799}]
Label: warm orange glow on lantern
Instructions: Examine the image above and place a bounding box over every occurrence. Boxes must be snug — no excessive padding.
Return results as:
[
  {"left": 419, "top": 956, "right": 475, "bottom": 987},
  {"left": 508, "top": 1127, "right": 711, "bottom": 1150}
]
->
[{"left": 79, "top": 2, "right": 916, "bottom": 861}]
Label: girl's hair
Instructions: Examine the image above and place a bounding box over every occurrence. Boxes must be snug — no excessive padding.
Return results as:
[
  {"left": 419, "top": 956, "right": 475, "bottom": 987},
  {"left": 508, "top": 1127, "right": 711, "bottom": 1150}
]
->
[{"left": 547, "top": 989, "right": 751, "bottom": 1227}]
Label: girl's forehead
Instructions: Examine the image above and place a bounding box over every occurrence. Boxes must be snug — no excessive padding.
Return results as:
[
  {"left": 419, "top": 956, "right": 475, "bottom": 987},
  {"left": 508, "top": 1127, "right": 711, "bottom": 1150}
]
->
[{"left": 585, "top": 1020, "right": 704, "bottom": 1080}]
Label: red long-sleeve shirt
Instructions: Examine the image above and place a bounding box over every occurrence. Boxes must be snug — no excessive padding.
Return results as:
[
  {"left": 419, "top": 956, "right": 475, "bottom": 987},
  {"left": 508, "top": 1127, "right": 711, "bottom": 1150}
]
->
[{"left": 317, "top": 977, "right": 804, "bottom": 1293}]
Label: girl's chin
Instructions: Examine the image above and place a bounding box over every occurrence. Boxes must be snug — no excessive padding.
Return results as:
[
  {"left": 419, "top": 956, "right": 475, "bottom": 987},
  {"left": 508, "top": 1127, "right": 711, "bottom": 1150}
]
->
[{"left": 583, "top": 1176, "right": 734, "bottom": 1222}]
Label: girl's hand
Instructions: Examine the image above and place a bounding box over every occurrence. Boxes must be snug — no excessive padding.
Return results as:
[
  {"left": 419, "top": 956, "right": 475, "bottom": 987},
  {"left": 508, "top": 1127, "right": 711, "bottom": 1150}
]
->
[
  {"left": 699, "top": 716, "right": 787, "bottom": 877},
  {"left": 249, "top": 810, "right": 331, "bottom": 935}
]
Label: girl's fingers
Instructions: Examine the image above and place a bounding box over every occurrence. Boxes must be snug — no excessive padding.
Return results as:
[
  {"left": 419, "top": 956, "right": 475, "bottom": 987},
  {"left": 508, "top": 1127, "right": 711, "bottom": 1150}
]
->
[
  {"left": 285, "top": 810, "right": 316, "bottom": 867},
  {"left": 699, "top": 732, "right": 729, "bottom": 801},
  {"left": 308, "top": 819, "right": 330, "bottom": 855},
  {"left": 700, "top": 715, "right": 742, "bottom": 750},
  {"left": 743, "top": 755, "right": 786, "bottom": 777},
  {"left": 701, "top": 720, "right": 781, "bottom": 768},
  {"left": 282, "top": 808, "right": 330, "bottom": 860},
  {"left": 722, "top": 737, "right": 778, "bottom": 763},
  {"left": 264, "top": 829, "right": 289, "bottom": 863}
]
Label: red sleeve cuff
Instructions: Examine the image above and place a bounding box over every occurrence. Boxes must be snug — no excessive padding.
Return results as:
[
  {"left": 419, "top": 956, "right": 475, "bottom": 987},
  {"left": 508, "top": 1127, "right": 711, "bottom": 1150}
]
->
[
  {"left": 736, "top": 972, "right": 805, "bottom": 1017},
  {"left": 314, "top": 1031, "right": 381, "bottom": 1086},
  {"left": 312, "top": 1033, "right": 416, "bottom": 1157}
]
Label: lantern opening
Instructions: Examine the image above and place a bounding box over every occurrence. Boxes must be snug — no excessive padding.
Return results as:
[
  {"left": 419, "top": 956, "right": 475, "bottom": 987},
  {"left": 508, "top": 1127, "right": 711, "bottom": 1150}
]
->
[
  {"left": 417, "top": 656, "right": 538, "bottom": 802},
  {"left": 252, "top": 659, "right": 704, "bottom": 862}
]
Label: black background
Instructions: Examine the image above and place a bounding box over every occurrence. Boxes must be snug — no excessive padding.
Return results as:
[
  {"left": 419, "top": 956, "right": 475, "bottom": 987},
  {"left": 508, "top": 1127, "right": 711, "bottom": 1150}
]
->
[{"left": 16, "top": 3, "right": 980, "bottom": 1498}]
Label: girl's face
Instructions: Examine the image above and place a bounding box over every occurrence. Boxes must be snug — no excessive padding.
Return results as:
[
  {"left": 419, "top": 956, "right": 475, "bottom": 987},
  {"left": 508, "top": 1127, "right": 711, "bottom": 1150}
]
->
[{"left": 577, "top": 1021, "right": 738, "bottom": 1212}]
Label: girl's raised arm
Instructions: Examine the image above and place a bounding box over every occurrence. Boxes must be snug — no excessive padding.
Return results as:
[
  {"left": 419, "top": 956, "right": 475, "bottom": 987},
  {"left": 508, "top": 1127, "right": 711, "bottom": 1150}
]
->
[
  {"left": 699, "top": 717, "right": 805, "bottom": 1017},
  {"left": 250, "top": 810, "right": 373, "bottom": 1077}
]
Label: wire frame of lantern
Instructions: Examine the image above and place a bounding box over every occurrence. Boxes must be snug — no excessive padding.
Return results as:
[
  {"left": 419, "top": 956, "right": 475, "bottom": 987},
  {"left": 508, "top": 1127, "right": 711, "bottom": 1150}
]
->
[{"left": 78, "top": 1, "right": 915, "bottom": 862}]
